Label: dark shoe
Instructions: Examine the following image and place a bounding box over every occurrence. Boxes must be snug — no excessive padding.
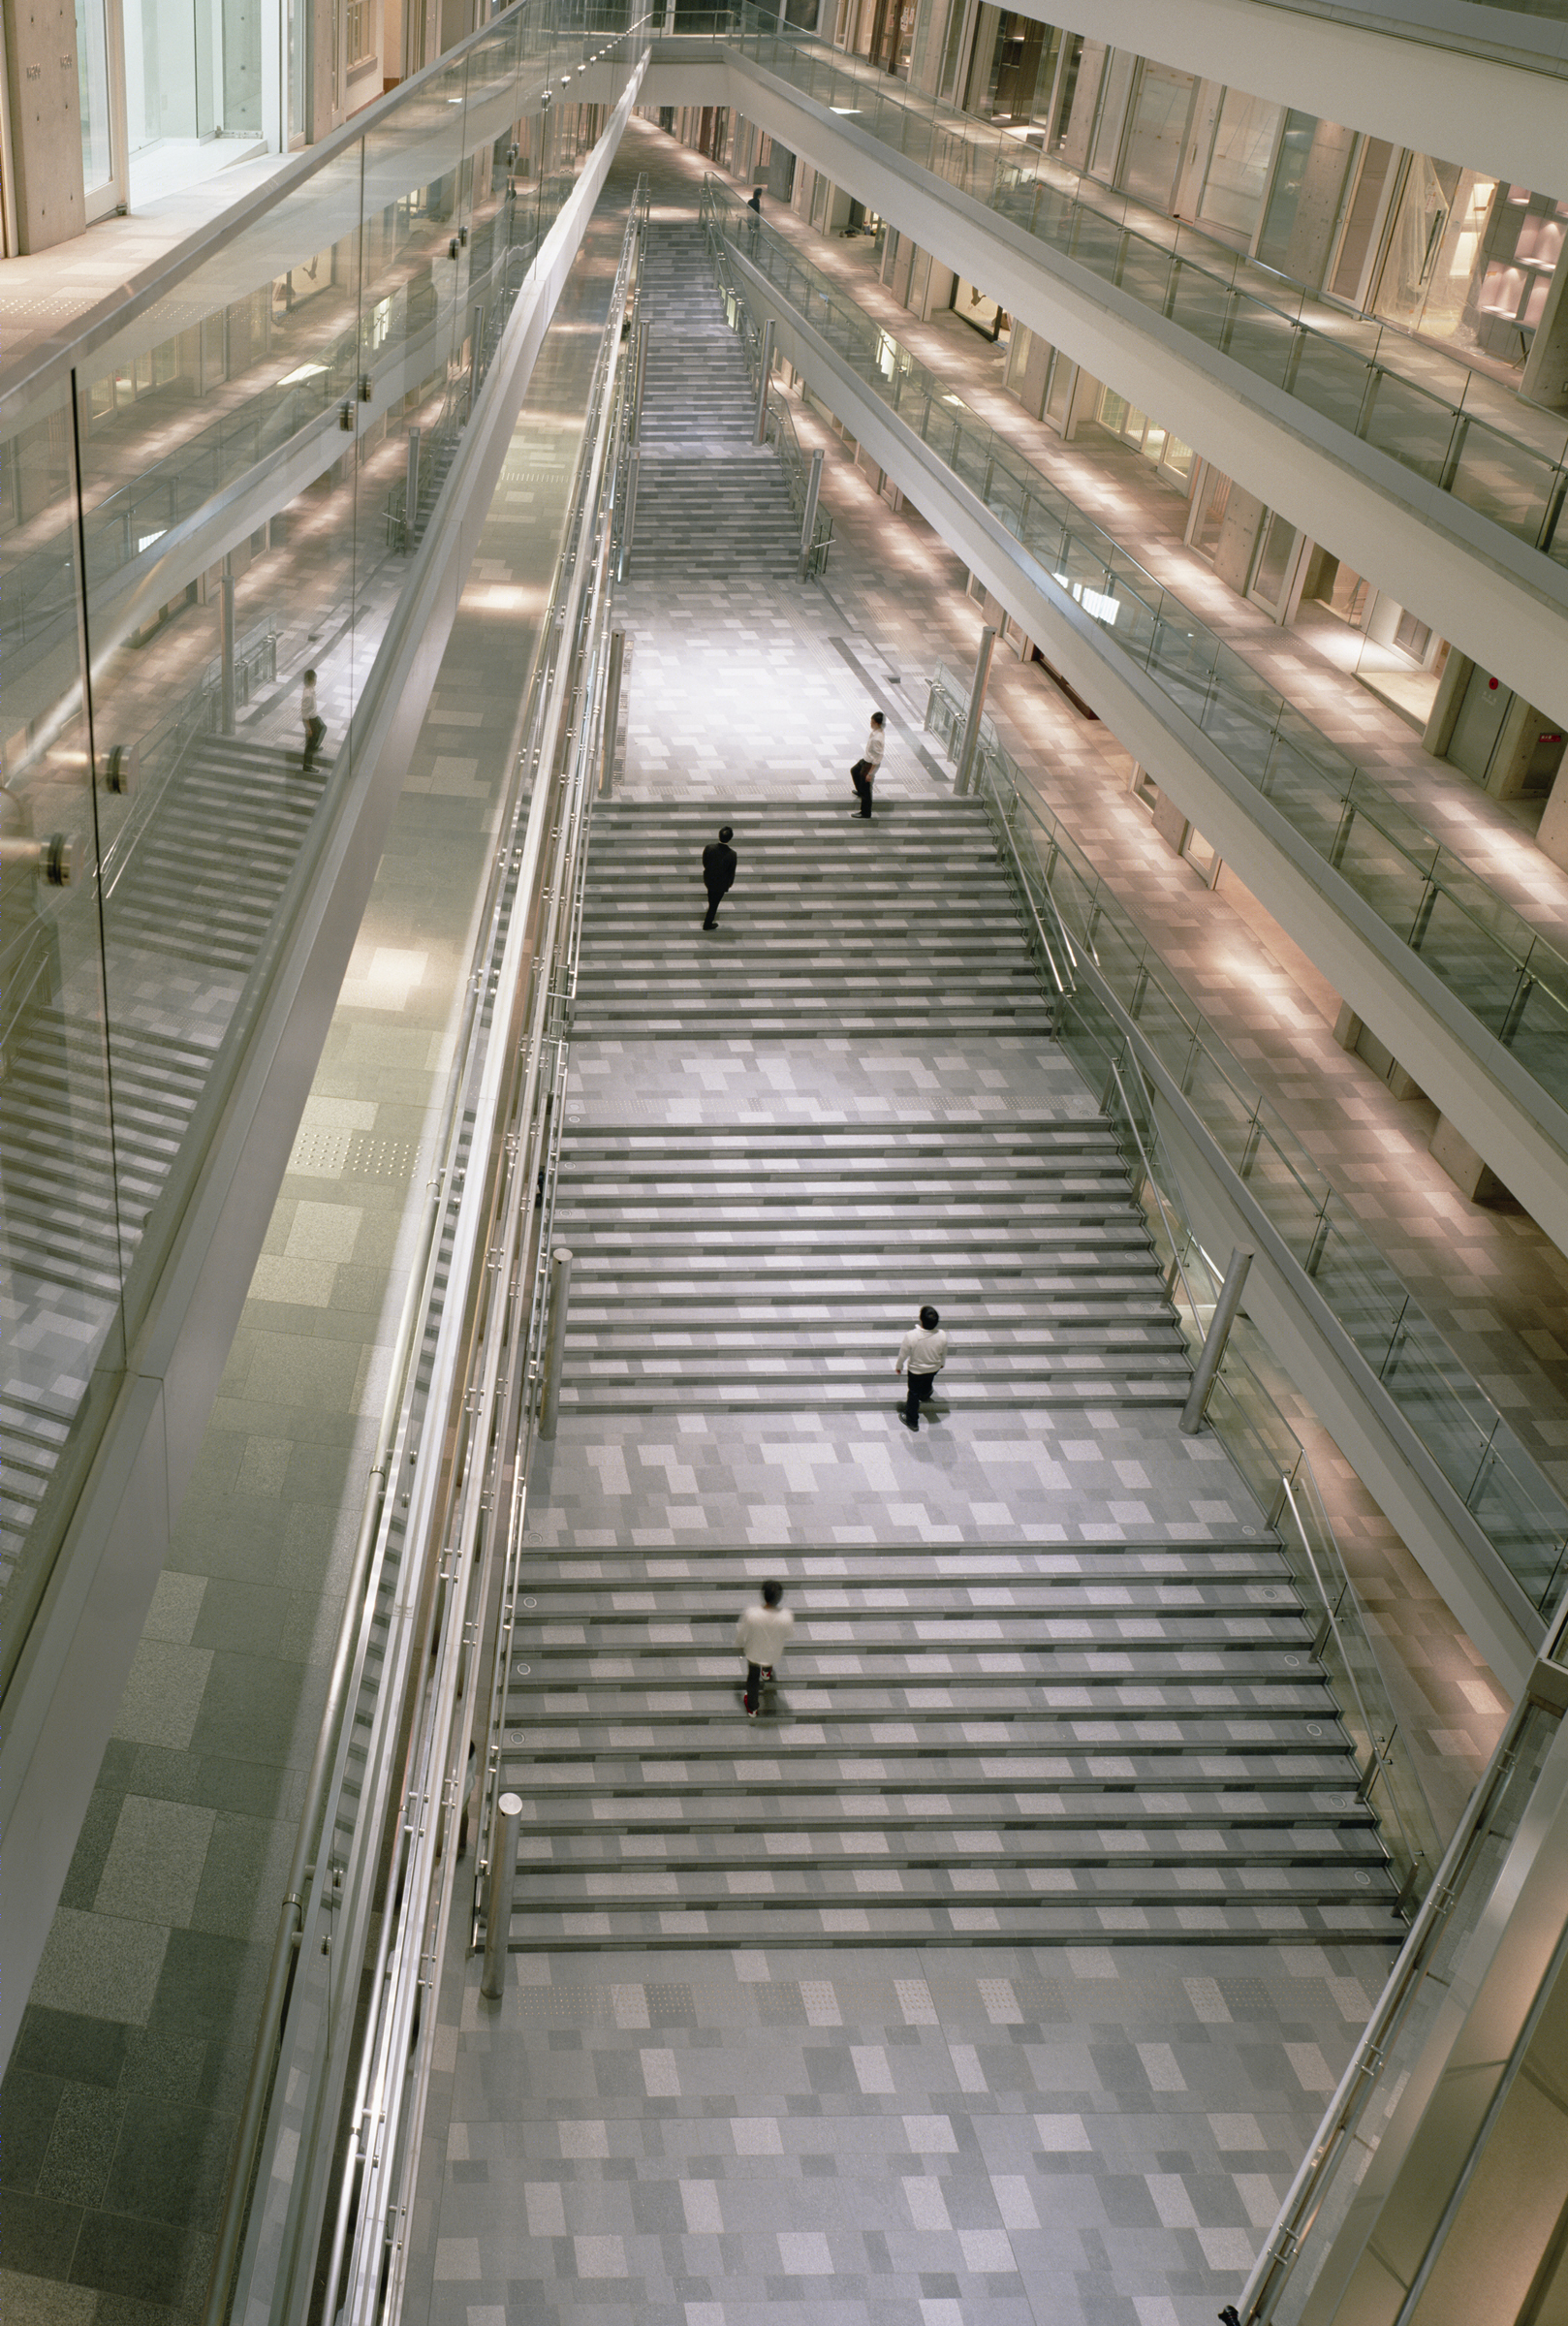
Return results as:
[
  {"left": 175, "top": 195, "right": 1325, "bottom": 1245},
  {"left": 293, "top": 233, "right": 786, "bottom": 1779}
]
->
[
  {"left": 898, "top": 1410, "right": 918, "bottom": 1430},
  {"left": 761, "top": 1667, "right": 774, "bottom": 1682},
  {"left": 744, "top": 1701, "right": 758, "bottom": 1717}
]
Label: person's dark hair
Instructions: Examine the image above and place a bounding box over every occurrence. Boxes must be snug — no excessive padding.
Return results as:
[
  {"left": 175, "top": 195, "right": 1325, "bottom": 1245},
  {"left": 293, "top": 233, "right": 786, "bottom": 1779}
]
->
[
  {"left": 719, "top": 824, "right": 734, "bottom": 841},
  {"left": 303, "top": 666, "right": 317, "bottom": 683},
  {"left": 762, "top": 1579, "right": 784, "bottom": 1607},
  {"left": 870, "top": 711, "right": 885, "bottom": 728},
  {"left": 919, "top": 1304, "right": 940, "bottom": 1330}
]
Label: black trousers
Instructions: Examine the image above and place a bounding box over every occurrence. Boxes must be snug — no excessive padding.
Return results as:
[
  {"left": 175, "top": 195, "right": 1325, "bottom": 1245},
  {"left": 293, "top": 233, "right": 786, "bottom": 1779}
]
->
[
  {"left": 904, "top": 1369, "right": 937, "bottom": 1424},
  {"left": 852, "top": 769, "right": 874, "bottom": 818},
  {"left": 744, "top": 1660, "right": 771, "bottom": 1711},
  {"left": 703, "top": 881, "right": 730, "bottom": 927}
]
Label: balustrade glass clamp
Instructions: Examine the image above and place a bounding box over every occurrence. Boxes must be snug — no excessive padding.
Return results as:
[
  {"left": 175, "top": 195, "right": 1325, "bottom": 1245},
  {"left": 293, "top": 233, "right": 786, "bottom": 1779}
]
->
[
  {"left": 450, "top": 236, "right": 460, "bottom": 259},
  {"left": 359, "top": 375, "right": 372, "bottom": 401},
  {"left": 339, "top": 403, "right": 355, "bottom": 431}
]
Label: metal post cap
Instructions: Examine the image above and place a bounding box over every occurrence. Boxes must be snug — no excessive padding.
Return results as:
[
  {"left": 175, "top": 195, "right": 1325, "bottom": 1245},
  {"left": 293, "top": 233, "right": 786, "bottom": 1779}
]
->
[
  {"left": 498, "top": 1792, "right": 523, "bottom": 1816},
  {"left": 551, "top": 1245, "right": 573, "bottom": 1262}
]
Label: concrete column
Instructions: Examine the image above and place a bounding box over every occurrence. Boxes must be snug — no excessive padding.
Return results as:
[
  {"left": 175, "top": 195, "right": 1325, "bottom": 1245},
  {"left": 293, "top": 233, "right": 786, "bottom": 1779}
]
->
[
  {"left": 1423, "top": 648, "right": 1471, "bottom": 759},
  {"left": 3, "top": 0, "right": 86, "bottom": 250},
  {"left": 1540, "top": 759, "right": 1568, "bottom": 875},
  {"left": 1151, "top": 788, "right": 1190, "bottom": 859},
  {"left": 1429, "top": 1114, "right": 1504, "bottom": 1204},
  {"left": 1485, "top": 694, "right": 1560, "bottom": 802},
  {"left": 954, "top": 626, "right": 997, "bottom": 798}
]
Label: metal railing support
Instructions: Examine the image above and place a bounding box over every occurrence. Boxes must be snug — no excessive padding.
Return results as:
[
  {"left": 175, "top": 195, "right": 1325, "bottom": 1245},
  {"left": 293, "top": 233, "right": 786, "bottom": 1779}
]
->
[
  {"left": 404, "top": 425, "right": 422, "bottom": 540},
  {"left": 479, "top": 1791, "right": 522, "bottom": 1999},
  {"left": 799, "top": 447, "right": 823, "bottom": 580},
  {"left": 953, "top": 625, "right": 996, "bottom": 797},
  {"left": 538, "top": 1244, "right": 574, "bottom": 1438},
  {"left": 600, "top": 629, "right": 625, "bottom": 795},
  {"left": 631, "top": 315, "right": 648, "bottom": 440},
  {"left": 618, "top": 446, "right": 640, "bottom": 579},
  {"left": 218, "top": 569, "right": 235, "bottom": 736},
  {"left": 753, "top": 317, "right": 775, "bottom": 442},
  {"left": 1180, "top": 1245, "right": 1254, "bottom": 1434}
]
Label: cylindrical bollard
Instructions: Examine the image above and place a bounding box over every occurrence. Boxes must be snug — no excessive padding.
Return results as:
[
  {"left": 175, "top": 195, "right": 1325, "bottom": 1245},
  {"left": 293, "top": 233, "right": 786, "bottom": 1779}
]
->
[
  {"left": 601, "top": 630, "right": 626, "bottom": 797},
  {"left": 480, "top": 1790, "right": 523, "bottom": 1999},
  {"left": 799, "top": 448, "right": 824, "bottom": 581},
  {"left": 753, "top": 319, "right": 775, "bottom": 444},
  {"left": 1180, "top": 1246, "right": 1254, "bottom": 1435},
  {"left": 538, "top": 1246, "right": 574, "bottom": 1439},
  {"left": 954, "top": 625, "right": 997, "bottom": 797}
]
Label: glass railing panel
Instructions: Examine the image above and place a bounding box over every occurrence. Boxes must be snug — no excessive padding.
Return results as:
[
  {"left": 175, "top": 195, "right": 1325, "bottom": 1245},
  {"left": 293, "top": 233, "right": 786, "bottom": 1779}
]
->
[
  {"left": 1450, "top": 419, "right": 1561, "bottom": 547},
  {"left": 715, "top": 183, "right": 1568, "bottom": 1133},
  {"left": 0, "top": 0, "right": 645, "bottom": 1681},
  {"left": 727, "top": 13, "right": 1568, "bottom": 568},
  {"left": 928, "top": 669, "right": 1568, "bottom": 1611}
]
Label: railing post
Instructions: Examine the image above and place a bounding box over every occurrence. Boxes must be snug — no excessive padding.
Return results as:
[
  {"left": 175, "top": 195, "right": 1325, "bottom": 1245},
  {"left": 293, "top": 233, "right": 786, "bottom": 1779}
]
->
[
  {"left": 631, "top": 315, "right": 648, "bottom": 441},
  {"left": 799, "top": 448, "right": 824, "bottom": 580},
  {"left": 218, "top": 567, "right": 235, "bottom": 737},
  {"left": 1180, "top": 1246, "right": 1253, "bottom": 1435},
  {"left": 954, "top": 625, "right": 997, "bottom": 798},
  {"left": 601, "top": 630, "right": 625, "bottom": 796},
  {"left": 538, "top": 1245, "right": 574, "bottom": 1439},
  {"left": 754, "top": 317, "right": 775, "bottom": 443},
  {"left": 617, "top": 447, "right": 640, "bottom": 580},
  {"left": 404, "top": 425, "right": 422, "bottom": 545},
  {"left": 479, "top": 1791, "right": 522, "bottom": 2000}
]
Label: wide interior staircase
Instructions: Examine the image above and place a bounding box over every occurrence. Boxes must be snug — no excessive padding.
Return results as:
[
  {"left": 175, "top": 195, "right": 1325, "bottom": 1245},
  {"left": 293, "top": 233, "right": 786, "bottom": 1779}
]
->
[
  {"left": 494, "top": 794, "right": 1403, "bottom": 1950},
  {"left": 631, "top": 221, "right": 800, "bottom": 577},
  {"left": 0, "top": 731, "right": 329, "bottom": 1584}
]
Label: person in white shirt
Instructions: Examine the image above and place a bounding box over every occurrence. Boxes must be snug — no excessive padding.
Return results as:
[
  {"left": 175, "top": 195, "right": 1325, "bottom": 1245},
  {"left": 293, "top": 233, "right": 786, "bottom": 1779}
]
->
[
  {"left": 736, "top": 1579, "right": 794, "bottom": 1716},
  {"left": 895, "top": 1303, "right": 948, "bottom": 1430},
  {"left": 851, "top": 710, "right": 886, "bottom": 819}
]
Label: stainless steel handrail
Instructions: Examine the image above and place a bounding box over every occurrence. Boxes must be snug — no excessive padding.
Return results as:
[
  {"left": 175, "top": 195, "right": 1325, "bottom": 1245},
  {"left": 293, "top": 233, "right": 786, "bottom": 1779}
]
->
[
  {"left": 200, "top": 171, "right": 645, "bottom": 2326},
  {"left": 1236, "top": 1605, "right": 1568, "bottom": 2322}
]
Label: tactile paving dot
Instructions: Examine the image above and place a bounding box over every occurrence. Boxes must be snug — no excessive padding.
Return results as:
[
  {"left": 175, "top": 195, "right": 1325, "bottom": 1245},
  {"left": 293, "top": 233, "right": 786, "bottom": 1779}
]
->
[{"left": 345, "top": 1133, "right": 419, "bottom": 1179}]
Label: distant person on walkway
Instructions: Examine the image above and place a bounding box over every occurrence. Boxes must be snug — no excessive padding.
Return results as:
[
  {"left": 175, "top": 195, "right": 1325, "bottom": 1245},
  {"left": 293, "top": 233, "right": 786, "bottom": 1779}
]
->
[
  {"left": 300, "top": 668, "right": 327, "bottom": 772},
  {"left": 746, "top": 185, "right": 763, "bottom": 253},
  {"left": 737, "top": 1579, "right": 794, "bottom": 1716},
  {"left": 895, "top": 1304, "right": 947, "bottom": 1430},
  {"left": 850, "top": 711, "right": 885, "bottom": 818},
  {"left": 702, "top": 825, "right": 737, "bottom": 930}
]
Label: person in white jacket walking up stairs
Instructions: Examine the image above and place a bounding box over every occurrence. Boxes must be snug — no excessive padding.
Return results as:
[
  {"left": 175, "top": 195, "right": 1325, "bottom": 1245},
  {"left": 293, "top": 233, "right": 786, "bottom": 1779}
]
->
[
  {"left": 895, "top": 1304, "right": 948, "bottom": 1430},
  {"left": 737, "top": 1580, "right": 794, "bottom": 1716}
]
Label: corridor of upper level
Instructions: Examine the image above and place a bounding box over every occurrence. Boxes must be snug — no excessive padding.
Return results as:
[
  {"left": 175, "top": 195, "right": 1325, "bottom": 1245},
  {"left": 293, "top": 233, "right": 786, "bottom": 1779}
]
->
[{"left": 643, "top": 12, "right": 1568, "bottom": 728}]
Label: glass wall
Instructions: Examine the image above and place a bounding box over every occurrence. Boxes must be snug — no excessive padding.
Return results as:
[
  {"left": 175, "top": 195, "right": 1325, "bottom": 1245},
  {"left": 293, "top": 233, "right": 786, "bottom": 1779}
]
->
[
  {"left": 1196, "top": 86, "right": 1282, "bottom": 243},
  {"left": 75, "top": 0, "right": 117, "bottom": 194},
  {"left": 0, "top": 0, "right": 643, "bottom": 1695}
]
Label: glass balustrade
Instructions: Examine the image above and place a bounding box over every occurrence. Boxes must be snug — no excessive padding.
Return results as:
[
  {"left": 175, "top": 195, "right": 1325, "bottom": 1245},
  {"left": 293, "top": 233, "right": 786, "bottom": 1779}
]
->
[
  {"left": 925, "top": 659, "right": 1568, "bottom": 1619},
  {"left": 702, "top": 8, "right": 1568, "bottom": 569},
  {"left": 0, "top": 0, "right": 647, "bottom": 1693},
  {"left": 703, "top": 180, "right": 1568, "bottom": 1158}
]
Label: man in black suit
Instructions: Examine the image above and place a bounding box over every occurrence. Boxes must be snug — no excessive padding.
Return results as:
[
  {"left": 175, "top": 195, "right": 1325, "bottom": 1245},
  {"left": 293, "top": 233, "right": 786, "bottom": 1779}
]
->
[{"left": 702, "top": 825, "right": 737, "bottom": 930}]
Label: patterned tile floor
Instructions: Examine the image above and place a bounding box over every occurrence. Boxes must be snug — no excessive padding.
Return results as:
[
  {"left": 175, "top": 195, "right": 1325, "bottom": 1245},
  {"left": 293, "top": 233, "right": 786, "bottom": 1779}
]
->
[{"left": 407, "top": 133, "right": 1430, "bottom": 2325}]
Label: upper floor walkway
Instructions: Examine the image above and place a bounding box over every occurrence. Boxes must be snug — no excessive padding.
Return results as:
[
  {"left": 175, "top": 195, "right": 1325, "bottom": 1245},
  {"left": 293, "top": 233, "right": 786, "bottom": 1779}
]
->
[
  {"left": 1007, "top": 0, "right": 1568, "bottom": 204},
  {"left": 645, "top": 12, "right": 1568, "bottom": 731}
]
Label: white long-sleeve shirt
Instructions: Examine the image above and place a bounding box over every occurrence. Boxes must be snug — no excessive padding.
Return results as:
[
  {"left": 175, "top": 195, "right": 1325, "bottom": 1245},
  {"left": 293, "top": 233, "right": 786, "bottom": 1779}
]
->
[
  {"left": 736, "top": 1603, "right": 795, "bottom": 1664},
  {"left": 896, "top": 1325, "right": 948, "bottom": 1375},
  {"left": 863, "top": 722, "right": 885, "bottom": 768}
]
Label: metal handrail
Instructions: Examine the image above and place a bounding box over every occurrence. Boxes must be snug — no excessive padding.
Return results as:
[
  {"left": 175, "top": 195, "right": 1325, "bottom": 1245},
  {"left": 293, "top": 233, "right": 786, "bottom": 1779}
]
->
[
  {"left": 925, "top": 663, "right": 1568, "bottom": 1610},
  {"left": 1235, "top": 1606, "right": 1568, "bottom": 2323},
  {"left": 703, "top": 193, "right": 833, "bottom": 571},
  {"left": 201, "top": 171, "right": 645, "bottom": 2326}
]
